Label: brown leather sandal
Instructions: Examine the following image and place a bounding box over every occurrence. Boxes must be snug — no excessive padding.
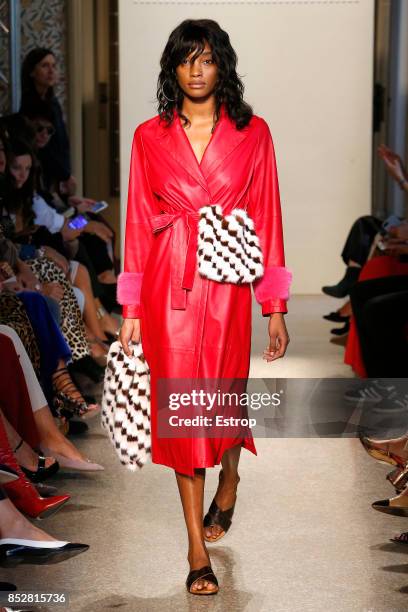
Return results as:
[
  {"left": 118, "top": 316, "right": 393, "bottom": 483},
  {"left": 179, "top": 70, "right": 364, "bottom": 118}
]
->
[{"left": 186, "top": 565, "right": 219, "bottom": 595}]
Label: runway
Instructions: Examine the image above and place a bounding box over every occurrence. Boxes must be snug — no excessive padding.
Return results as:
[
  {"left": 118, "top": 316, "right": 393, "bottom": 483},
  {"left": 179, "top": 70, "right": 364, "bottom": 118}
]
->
[{"left": 4, "top": 296, "right": 408, "bottom": 611}]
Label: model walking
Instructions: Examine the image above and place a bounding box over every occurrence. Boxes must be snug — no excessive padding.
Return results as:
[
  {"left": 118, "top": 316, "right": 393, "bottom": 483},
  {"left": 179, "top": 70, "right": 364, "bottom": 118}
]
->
[{"left": 118, "top": 19, "right": 291, "bottom": 595}]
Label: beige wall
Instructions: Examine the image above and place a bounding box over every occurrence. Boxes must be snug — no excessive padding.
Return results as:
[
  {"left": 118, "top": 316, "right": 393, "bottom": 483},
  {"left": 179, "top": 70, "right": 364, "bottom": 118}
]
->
[{"left": 119, "top": 0, "right": 375, "bottom": 293}]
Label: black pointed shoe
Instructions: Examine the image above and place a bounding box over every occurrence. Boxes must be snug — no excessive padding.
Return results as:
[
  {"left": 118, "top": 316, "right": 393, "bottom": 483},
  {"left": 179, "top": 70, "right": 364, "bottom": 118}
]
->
[
  {"left": 0, "top": 582, "right": 16, "bottom": 591},
  {"left": 0, "top": 538, "right": 89, "bottom": 567},
  {"left": 372, "top": 494, "right": 408, "bottom": 517},
  {"left": 186, "top": 565, "right": 219, "bottom": 595},
  {"left": 21, "top": 455, "right": 60, "bottom": 483}
]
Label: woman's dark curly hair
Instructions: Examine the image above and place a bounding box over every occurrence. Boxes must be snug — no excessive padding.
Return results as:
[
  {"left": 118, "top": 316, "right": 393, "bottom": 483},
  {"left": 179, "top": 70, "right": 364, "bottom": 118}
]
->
[
  {"left": 3, "top": 139, "right": 37, "bottom": 227},
  {"left": 157, "top": 19, "right": 253, "bottom": 130}
]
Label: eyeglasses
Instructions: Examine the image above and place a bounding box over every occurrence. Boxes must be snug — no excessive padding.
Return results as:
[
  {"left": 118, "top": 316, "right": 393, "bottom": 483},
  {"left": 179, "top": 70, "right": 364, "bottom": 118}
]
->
[{"left": 36, "top": 125, "right": 55, "bottom": 136}]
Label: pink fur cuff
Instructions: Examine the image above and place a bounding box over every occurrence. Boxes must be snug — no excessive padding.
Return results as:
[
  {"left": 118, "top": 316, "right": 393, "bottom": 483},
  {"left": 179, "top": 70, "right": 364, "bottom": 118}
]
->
[
  {"left": 117, "top": 272, "right": 143, "bottom": 305},
  {"left": 253, "top": 266, "right": 293, "bottom": 303}
]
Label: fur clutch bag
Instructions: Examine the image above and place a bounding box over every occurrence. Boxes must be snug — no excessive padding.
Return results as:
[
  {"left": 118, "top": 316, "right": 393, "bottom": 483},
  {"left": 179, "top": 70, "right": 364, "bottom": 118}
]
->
[
  {"left": 101, "top": 340, "right": 151, "bottom": 471},
  {"left": 197, "top": 204, "right": 264, "bottom": 283}
]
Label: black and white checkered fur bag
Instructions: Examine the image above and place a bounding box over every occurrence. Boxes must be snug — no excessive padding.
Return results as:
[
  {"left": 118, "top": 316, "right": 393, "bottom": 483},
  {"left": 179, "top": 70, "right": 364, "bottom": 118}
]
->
[
  {"left": 197, "top": 204, "right": 264, "bottom": 283},
  {"left": 101, "top": 340, "right": 151, "bottom": 471}
]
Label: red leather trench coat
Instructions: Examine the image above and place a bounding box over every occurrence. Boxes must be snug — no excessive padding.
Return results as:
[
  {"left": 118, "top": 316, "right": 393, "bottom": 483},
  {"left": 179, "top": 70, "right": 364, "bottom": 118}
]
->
[{"left": 117, "top": 104, "right": 292, "bottom": 476}]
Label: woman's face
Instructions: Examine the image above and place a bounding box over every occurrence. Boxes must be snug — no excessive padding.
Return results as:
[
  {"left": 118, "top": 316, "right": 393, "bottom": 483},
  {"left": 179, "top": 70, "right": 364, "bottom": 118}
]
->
[
  {"left": 175, "top": 41, "right": 218, "bottom": 100},
  {"left": 9, "top": 154, "right": 32, "bottom": 189},
  {"left": 31, "top": 54, "right": 58, "bottom": 89},
  {"left": 0, "top": 140, "right": 5, "bottom": 174},
  {"left": 32, "top": 118, "right": 55, "bottom": 149}
]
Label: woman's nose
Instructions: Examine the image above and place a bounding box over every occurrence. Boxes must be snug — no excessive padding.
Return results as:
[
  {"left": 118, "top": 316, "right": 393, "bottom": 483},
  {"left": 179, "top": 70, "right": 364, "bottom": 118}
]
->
[{"left": 190, "top": 62, "right": 202, "bottom": 76}]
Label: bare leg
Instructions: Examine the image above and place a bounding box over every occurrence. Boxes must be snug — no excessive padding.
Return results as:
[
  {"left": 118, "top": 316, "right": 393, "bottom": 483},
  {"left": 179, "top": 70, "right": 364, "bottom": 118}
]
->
[
  {"left": 0, "top": 408, "right": 55, "bottom": 471},
  {"left": 73, "top": 263, "right": 108, "bottom": 341},
  {"left": 175, "top": 468, "right": 218, "bottom": 593},
  {"left": 0, "top": 496, "right": 58, "bottom": 542},
  {"left": 338, "top": 300, "right": 352, "bottom": 317},
  {"left": 52, "top": 358, "right": 99, "bottom": 412},
  {"left": 95, "top": 299, "right": 120, "bottom": 336},
  {"left": 204, "top": 444, "right": 241, "bottom": 540},
  {"left": 97, "top": 269, "right": 116, "bottom": 284},
  {"left": 33, "top": 405, "right": 87, "bottom": 462}
]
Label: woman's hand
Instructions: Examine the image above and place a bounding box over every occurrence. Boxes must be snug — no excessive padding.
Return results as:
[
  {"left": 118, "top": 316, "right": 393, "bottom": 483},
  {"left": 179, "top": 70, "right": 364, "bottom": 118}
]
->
[
  {"left": 378, "top": 145, "right": 407, "bottom": 183},
  {"left": 61, "top": 219, "right": 83, "bottom": 242},
  {"left": 69, "top": 196, "right": 95, "bottom": 214},
  {"left": 84, "top": 220, "right": 113, "bottom": 244},
  {"left": 16, "top": 264, "right": 41, "bottom": 292},
  {"left": 1, "top": 279, "right": 23, "bottom": 293},
  {"left": 384, "top": 239, "right": 408, "bottom": 257},
  {"left": 42, "top": 246, "right": 70, "bottom": 276},
  {"left": 41, "top": 282, "right": 64, "bottom": 302},
  {"left": 388, "top": 222, "right": 408, "bottom": 241},
  {"left": 119, "top": 318, "right": 141, "bottom": 357},
  {"left": 263, "top": 313, "right": 290, "bottom": 362}
]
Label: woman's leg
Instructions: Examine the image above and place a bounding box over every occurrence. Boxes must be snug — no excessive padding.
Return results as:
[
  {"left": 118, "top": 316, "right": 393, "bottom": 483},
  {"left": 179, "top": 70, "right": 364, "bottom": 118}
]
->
[
  {"left": 33, "top": 405, "right": 87, "bottom": 463},
  {"left": 94, "top": 299, "right": 120, "bottom": 336},
  {"left": 0, "top": 408, "right": 56, "bottom": 472},
  {"left": 204, "top": 445, "right": 242, "bottom": 540},
  {"left": 0, "top": 494, "right": 59, "bottom": 542},
  {"left": 73, "top": 263, "right": 108, "bottom": 341},
  {"left": 175, "top": 468, "right": 217, "bottom": 593}
]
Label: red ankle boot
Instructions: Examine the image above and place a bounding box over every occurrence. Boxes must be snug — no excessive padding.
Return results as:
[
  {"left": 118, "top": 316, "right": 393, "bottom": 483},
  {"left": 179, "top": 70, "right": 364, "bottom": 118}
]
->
[{"left": 0, "top": 415, "right": 70, "bottom": 519}]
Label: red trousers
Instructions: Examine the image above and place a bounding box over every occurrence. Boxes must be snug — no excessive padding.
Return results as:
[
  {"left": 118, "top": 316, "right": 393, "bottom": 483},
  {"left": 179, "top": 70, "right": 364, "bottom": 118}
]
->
[{"left": 0, "top": 333, "right": 40, "bottom": 449}]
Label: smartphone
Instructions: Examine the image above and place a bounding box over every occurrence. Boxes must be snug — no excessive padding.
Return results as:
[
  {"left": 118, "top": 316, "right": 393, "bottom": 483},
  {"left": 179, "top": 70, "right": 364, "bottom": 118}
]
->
[
  {"left": 68, "top": 214, "right": 89, "bottom": 230},
  {"left": 91, "top": 200, "right": 109, "bottom": 214}
]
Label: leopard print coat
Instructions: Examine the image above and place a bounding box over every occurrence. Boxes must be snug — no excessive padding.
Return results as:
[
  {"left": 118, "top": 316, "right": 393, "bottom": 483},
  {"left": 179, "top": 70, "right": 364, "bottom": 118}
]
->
[{"left": 26, "top": 257, "right": 90, "bottom": 362}]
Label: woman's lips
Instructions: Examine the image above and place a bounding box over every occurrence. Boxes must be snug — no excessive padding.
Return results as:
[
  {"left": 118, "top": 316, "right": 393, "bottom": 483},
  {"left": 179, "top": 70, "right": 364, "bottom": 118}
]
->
[{"left": 188, "top": 82, "right": 206, "bottom": 88}]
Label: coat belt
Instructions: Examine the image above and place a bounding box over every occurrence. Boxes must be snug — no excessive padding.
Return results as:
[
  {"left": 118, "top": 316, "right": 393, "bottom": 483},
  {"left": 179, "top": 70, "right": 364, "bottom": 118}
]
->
[{"left": 149, "top": 211, "right": 202, "bottom": 310}]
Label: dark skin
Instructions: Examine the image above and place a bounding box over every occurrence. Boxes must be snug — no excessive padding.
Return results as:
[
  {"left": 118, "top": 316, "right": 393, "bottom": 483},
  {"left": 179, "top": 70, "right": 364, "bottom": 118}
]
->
[{"left": 120, "top": 41, "right": 290, "bottom": 593}]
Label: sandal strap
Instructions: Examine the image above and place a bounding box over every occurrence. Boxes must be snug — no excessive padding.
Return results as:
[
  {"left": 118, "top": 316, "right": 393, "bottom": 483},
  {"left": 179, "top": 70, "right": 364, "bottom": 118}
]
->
[
  {"left": 52, "top": 369, "right": 84, "bottom": 401},
  {"left": 186, "top": 566, "right": 218, "bottom": 590},
  {"left": 13, "top": 438, "right": 24, "bottom": 453},
  {"left": 203, "top": 499, "right": 234, "bottom": 532}
]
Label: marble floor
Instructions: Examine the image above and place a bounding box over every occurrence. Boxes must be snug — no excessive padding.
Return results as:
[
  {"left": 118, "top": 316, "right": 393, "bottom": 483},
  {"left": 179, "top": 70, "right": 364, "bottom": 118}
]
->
[{"left": 3, "top": 296, "right": 408, "bottom": 612}]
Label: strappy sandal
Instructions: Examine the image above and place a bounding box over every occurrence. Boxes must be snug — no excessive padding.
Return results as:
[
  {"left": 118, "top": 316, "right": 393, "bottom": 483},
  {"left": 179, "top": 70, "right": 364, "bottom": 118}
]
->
[
  {"left": 52, "top": 366, "right": 99, "bottom": 419},
  {"left": 391, "top": 532, "right": 408, "bottom": 544},
  {"left": 186, "top": 565, "right": 219, "bottom": 595},
  {"left": 14, "top": 438, "right": 59, "bottom": 483},
  {"left": 203, "top": 470, "right": 239, "bottom": 543}
]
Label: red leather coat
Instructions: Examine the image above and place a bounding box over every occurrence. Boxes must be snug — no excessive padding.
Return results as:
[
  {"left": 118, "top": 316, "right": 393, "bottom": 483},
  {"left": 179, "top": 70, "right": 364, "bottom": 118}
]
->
[{"left": 118, "top": 104, "right": 291, "bottom": 476}]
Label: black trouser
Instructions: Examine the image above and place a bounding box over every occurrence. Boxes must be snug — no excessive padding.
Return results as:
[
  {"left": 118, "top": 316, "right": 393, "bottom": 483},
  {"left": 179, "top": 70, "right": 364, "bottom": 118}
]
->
[
  {"left": 341, "top": 215, "right": 382, "bottom": 266},
  {"left": 79, "top": 233, "right": 113, "bottom": 275},
  {"left": 350, "top": 275, "right": 408, "bottom": 376}
]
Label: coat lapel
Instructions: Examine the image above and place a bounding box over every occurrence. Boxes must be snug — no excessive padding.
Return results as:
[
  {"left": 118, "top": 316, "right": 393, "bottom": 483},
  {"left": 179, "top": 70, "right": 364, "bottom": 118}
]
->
[
  {"left": 155, "top": 105, "right": 251, "bottom": 192},
  {"left": 155, "top": 109, "right": 209, "bottom": 192},
  {"left": 199, "top": 106, "right": 251, "bottom": 179}
]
